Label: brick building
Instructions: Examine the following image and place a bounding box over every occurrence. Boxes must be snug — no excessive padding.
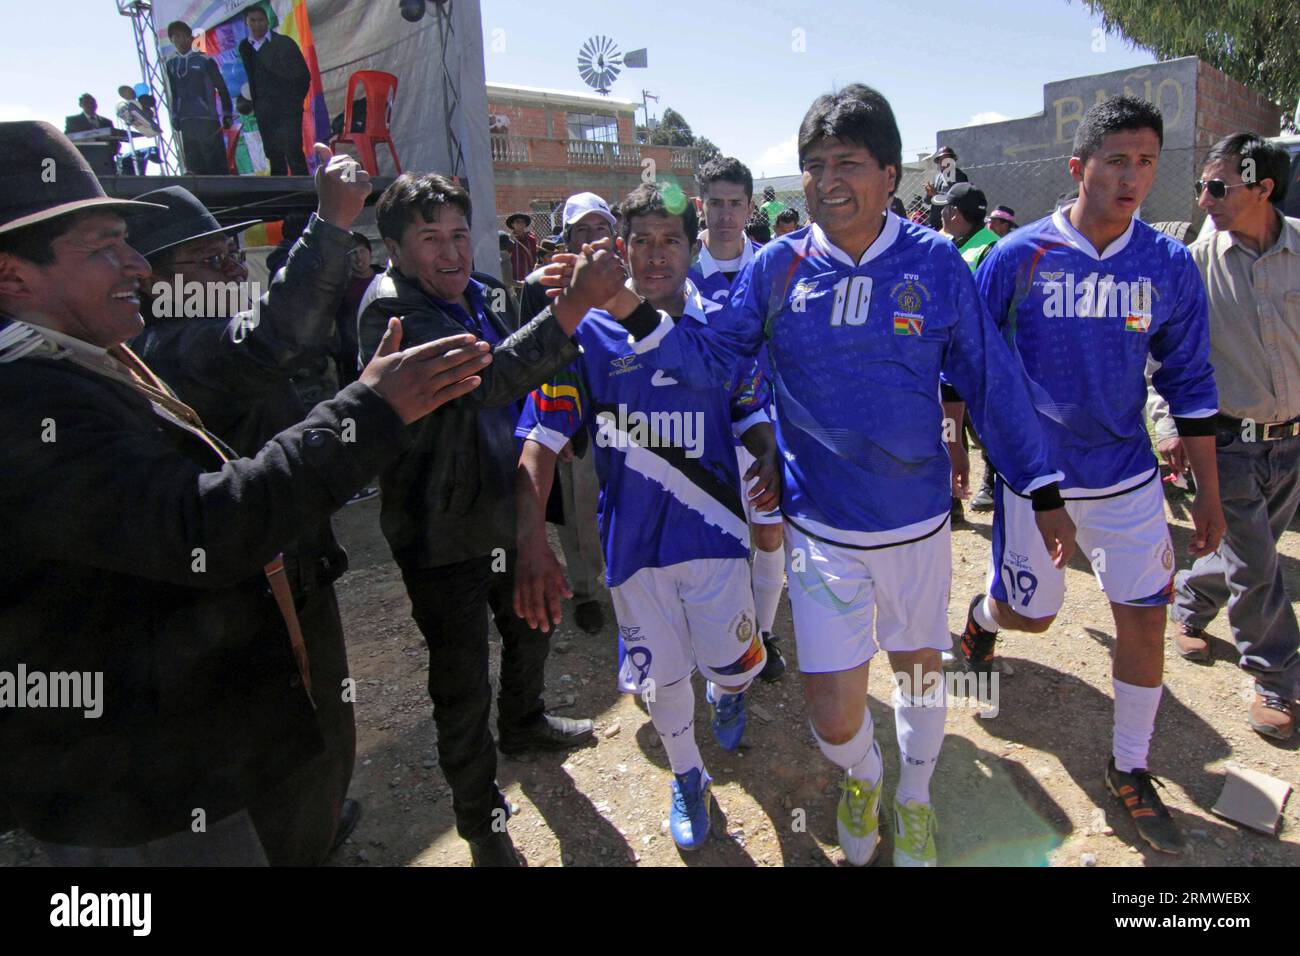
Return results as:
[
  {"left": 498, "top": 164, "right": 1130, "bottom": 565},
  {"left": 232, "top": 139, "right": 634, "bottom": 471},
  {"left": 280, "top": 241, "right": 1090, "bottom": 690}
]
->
[
  {"left": 934, "top": 57, "right": 1283, "bottom": 229},
  {"left": 487, "top": 83, "right": 704, "bottom": 235}
]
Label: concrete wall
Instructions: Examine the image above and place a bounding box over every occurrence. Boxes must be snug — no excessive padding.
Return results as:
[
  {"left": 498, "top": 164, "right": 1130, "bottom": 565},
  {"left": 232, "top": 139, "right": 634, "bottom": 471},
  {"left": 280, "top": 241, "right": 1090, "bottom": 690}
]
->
[{"left": 937, "top": 58, "right": 1202, "bottom": 227}]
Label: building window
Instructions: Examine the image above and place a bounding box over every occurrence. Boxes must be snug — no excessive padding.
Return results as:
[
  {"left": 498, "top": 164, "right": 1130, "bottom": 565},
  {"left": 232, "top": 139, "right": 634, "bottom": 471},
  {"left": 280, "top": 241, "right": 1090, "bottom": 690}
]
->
[{"left": 566, "top": 111, "right": 619, "bottom": 143}]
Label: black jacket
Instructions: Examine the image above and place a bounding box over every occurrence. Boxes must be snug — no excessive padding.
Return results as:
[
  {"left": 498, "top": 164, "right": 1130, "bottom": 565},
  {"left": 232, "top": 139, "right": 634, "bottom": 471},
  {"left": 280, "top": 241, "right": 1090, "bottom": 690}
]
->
[
  {"left": 63, "top": 113, "right": 115, "bottom": 136},
  {"left": 357, "top": 268, "right": 578, "bottom": 568},
  {"left": 238, "top": 32, "right": 311, "bottom": 119},
  {"left": 0, "top": 347, "right": 408, "bottom": 846},
  {"left": 132, "top": 214, "right": 353, "bottom": 594},
  {"left": 165, "top": 52, "right": 233, "bottom": 124}
]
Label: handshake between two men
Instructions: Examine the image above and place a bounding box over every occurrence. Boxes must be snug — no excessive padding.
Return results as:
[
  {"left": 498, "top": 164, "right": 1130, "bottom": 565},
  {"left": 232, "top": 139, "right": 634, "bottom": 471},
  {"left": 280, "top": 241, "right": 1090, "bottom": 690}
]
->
[{"left": 373, "top": 235, "right": 634, "bottom": 425}]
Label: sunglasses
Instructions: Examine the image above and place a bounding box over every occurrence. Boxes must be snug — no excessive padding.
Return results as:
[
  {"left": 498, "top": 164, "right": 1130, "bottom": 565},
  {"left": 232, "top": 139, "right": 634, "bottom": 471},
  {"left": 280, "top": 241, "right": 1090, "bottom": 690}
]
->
[
  {"left": 170, "top": 250, "right": 247, "bottom": 270},
  {"left": 1194, "top": 179, "right": 1252, "bottom": 200}
]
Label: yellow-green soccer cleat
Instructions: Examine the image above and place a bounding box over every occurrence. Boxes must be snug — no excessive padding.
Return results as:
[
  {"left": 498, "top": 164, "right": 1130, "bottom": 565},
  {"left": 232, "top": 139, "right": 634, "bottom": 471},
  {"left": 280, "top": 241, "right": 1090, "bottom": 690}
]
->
[
  {"left": 836, "top": 768, "right": 882, "bottom": 866},
  {"left": 893, "top": 799, "right": 938, "bottom": 867}
]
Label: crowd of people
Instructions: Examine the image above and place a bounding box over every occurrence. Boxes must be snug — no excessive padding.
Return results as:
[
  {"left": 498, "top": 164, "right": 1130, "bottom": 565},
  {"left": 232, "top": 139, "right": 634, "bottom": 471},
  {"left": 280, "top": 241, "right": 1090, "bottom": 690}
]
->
[{"left": 0, "top": 77, "right": 1296, "bottom": 868}]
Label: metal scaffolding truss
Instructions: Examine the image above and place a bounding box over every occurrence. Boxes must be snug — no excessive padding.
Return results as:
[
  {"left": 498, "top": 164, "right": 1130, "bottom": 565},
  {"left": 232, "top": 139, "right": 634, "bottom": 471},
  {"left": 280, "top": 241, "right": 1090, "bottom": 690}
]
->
[{"left": 115, "top": 0, "right": 180, "bottom": 174}]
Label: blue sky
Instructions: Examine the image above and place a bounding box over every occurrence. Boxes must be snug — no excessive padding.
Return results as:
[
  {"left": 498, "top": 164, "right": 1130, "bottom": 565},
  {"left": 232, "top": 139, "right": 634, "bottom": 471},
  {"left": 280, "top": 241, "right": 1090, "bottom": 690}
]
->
[
  {"left": 6, "top": 0, "right": 1157, "bottom": 177},
  {"left": 478, "top": 0, "right": 1156, "bottom": 176}
]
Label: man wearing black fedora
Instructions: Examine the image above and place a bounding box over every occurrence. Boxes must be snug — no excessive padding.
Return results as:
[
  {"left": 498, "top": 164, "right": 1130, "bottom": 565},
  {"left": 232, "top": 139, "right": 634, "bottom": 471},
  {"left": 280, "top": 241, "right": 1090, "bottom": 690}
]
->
[
  {"left": 0, "top": 121, "right": 490, "bottom": 864},
  {"left": 127, "top": 143, "right": 372, "bottom": 865},
  {"left": 924, "top": 145, "right": 968, "bottom": 229}
]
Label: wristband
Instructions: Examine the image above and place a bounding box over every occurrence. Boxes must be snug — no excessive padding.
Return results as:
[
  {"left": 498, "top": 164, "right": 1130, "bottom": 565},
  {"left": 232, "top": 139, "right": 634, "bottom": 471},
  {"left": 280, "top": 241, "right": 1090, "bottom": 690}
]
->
[
  {"left": 1173, "top": 415, "right": 1216, "bottom": 438},
  {"left": 621, "top": 299, "right": 660, "bottom": 339},
  {"left": 1030, "top": 483, "right": 1065, "bottom": 512}
]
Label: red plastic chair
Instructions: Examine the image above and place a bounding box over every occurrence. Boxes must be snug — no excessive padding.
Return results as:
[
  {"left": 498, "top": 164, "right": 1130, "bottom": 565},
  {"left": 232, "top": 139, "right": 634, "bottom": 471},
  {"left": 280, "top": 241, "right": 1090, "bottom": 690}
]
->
[
  {"left": 222, "top": 122, "right": 243, "bottom": 174},
  {"left": 331, "top": 70, "right": 400, "bottom": 175}
]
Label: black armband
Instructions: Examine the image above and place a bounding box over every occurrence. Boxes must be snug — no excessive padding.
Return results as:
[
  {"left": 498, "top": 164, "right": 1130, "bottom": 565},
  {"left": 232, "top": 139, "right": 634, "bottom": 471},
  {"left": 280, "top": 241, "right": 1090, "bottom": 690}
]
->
[
  {"left": 620, "top": 299, "right": 661, "bottom": 340},
  {"left": 1173, "top": 415, "right": 1216, "bottom": 438},
  {"left": 1030, "top": 483, "right": 1065, "bottom": 512}
]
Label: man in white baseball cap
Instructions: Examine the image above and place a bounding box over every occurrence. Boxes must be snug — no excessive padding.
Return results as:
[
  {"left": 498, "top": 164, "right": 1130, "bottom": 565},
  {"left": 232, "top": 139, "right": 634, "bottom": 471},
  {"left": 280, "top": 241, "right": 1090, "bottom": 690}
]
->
[{"left": 561, "top": 191, "right": 618, "bottom": 238}]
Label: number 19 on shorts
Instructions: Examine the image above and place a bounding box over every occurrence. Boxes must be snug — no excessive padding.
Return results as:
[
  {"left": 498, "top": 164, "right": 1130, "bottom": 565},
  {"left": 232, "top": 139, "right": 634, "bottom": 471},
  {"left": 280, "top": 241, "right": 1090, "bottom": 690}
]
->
[{"left": 830, "top": 275, "right": 873, "bottom": 326}]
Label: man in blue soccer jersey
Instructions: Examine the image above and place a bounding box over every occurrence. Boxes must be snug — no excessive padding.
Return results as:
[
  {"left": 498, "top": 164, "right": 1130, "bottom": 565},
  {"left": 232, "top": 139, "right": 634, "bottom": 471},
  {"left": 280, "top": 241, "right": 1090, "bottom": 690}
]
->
[
  {"left": 592, "top": 85, "right": 1075, "bottom": 867},
  {"left": 958, "top": 96, "right": 1225, "bottom": 855},
  {"left": 694, "top": 156, "right": 787, "bottom": 682},
  {"left": 513, "top": 183, "right": 778, "bottom": 852}
]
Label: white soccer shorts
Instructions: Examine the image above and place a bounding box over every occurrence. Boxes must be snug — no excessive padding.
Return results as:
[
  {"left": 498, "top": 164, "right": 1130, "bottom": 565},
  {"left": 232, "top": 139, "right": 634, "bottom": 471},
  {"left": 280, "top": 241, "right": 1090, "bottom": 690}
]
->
[
  {"left": 783, "top": 516, "right": 953, "bottom": 674},
  {"left": 611, "top": 557, "right": 767, "bottom": 693},
  {"left": 986, "top": 470, "right": 1174, "bottom": 618}
]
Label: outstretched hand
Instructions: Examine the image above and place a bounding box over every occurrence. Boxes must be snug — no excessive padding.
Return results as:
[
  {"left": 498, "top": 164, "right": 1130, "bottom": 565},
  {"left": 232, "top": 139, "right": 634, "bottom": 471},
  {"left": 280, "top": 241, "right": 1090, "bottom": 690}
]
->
[{"left": 360, "top": 320, "right": 491, "bottom": 424}]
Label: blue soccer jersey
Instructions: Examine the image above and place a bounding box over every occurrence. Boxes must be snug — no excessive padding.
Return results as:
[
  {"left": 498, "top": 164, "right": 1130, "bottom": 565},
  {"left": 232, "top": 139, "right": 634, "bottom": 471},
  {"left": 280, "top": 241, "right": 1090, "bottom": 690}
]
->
[
  {"left": 690, "top": 238, "right": 762, "bottom": 309},
  {"left": 516, "top": 281, "right": 770, "bottom": 588},
  {"left": 691, "top": 238, "right": 775, "bottom": 432},
  {"left": 976, "top": 206, "right": 1217, "bottom": 494},
  {"left": 629, "top": 214, "right": 1062, "bottom": 545}
]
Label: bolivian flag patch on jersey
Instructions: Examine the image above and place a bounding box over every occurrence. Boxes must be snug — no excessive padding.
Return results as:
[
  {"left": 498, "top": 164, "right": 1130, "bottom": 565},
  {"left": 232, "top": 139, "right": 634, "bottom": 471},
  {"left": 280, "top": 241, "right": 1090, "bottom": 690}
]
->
[
  {"left": 1124, "top": 313, "right": 1152, "bottom": 333},
  {"left": 893, "top": 313, "right": 924, "bottom": 335}
]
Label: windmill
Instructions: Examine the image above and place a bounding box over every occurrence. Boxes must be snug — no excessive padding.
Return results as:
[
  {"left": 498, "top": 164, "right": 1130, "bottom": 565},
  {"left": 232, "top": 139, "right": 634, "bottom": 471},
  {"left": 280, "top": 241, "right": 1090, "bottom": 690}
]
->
[{"left": 576, "top": 36, "right": 647, "bottom": 95}]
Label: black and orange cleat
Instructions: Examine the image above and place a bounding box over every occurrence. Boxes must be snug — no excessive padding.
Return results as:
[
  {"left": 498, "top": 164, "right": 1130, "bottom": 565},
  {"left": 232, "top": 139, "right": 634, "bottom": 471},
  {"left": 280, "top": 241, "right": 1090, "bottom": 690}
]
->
[
  {"left": 959, "top": 593, "right": 998, "bottom": 673},
  {"left": 1104, "top": 758, "right": 1185, "bottom": 855}
]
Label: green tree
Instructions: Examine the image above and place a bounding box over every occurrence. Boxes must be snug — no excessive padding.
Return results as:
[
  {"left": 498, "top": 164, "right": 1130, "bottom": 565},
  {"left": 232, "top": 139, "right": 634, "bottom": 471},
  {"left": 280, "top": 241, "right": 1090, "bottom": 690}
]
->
[
  {"left": 1077, "top": 0, "right": 1298, "bottom": 128},
  {"left": 635, "top": 108, "right": 720, "bottom": 162}
]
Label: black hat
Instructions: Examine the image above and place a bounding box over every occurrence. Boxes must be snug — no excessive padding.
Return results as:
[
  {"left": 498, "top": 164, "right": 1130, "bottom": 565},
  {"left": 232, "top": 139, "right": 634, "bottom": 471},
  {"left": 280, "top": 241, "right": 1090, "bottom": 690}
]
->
[
  {"left": 931, "top": 181, "right": 987, "bottom": 221},
  {"left": 123, "top": 186, "right": 261, "bottom": 258},
  {"left": 0, "top": 121, "right": 164, "bottom": 235},
  {"left": 933, "top": 145, "right": 957, "bottom": 162},
  {"left": 505, "top": 212, "right": 530, "bottom": 228}
]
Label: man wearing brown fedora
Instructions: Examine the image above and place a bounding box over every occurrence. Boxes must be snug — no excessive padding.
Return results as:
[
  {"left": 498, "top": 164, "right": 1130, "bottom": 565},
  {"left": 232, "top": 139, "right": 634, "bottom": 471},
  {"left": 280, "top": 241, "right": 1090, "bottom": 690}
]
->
[
  {"left": 127, "top": 144, "right": 372, "bottom": 865},
  {"left": 0, "top": 121, "right": 490, "bottom": 865}
]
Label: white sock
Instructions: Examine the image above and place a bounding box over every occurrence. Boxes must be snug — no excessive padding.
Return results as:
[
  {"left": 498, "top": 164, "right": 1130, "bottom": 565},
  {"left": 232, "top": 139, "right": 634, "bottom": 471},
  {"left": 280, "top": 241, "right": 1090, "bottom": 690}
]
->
[
  {"left": 1112, "top": 678, "right": 1162, "bottom": 773},
  {"left": 751, "top": 545, "right": 785, "bottom": 636},
  {"left": 647, "top": 676, "right": 704, "bottom": 776},
  {"left": 974, "top": 594, "right": 1000, "bottom": 633},
  {"left": 812, "top": 708, "right": 882, "bottom": 784},
  {"left": 706, "top": 679, "right": 750, "bottom": 703},
  {"left": 894, "top": 683, "right": 946, "bottom": 805}
]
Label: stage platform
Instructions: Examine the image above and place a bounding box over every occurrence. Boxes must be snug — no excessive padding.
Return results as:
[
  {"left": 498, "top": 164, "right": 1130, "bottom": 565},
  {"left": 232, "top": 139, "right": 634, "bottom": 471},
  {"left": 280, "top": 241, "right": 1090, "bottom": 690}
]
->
[{"left": 99, "top": 174, "right": 396, "bottom": 225}]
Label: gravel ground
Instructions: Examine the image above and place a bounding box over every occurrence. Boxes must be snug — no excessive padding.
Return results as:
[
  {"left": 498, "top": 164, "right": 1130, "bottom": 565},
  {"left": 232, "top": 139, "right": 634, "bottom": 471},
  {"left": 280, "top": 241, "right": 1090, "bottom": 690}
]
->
[{"left": 3, "top": 489, "right": 1296, "bottom": 868}]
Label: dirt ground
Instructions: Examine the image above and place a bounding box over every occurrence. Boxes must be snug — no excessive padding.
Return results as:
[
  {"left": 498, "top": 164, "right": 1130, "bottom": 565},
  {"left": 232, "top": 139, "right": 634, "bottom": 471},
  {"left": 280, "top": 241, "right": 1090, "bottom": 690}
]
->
[{"left": 3, "top": 486, "right": 1296, "bottom": 868}]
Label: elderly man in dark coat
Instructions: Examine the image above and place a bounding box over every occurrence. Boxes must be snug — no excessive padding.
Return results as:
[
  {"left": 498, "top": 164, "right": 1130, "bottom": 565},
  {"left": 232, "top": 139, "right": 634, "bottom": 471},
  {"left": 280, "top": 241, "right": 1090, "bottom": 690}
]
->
[
  {"left": 126, "top": 144, "right": 371, "bottom": 865},
  {"left": 0, "top": 121, "right": 490, "bottom": 865}
]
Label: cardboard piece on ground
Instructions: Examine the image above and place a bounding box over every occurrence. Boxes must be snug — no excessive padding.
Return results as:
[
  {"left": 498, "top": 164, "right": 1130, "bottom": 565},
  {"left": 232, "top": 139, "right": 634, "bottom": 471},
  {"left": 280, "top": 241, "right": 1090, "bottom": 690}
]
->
[{"left": 1211, "top": 764, "right": 1293, "bottom": 835}]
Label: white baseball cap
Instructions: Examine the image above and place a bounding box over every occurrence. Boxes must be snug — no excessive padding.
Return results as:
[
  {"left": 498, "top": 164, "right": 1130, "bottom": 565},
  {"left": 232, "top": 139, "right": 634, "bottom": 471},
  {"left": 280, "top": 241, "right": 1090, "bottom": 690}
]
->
[{"left": 562, "top": 192, "right": 616, "bottom": 230}]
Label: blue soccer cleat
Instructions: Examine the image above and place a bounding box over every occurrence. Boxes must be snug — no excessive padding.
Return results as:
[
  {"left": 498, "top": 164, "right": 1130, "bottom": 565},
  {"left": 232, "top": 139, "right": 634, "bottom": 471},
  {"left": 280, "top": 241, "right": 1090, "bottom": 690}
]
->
[
  {"left": 706, "top": 683, "right": 747, "bottom": 751},
  {"left": 669, "top": 767, "right": 713, "bottom": 850}
]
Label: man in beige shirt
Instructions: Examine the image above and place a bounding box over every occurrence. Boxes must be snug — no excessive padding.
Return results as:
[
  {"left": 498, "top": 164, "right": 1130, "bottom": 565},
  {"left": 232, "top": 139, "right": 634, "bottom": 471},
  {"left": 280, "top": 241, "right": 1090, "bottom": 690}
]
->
[{"left": 1151, "top": 132, "right": 1300, "bottom": 739}]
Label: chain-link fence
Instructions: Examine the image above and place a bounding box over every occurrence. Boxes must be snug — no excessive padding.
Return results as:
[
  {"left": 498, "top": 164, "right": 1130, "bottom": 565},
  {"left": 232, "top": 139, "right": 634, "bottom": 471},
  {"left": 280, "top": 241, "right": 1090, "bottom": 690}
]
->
[{"left": 496, "top": 207, "right": 565, "bottom": 239}]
